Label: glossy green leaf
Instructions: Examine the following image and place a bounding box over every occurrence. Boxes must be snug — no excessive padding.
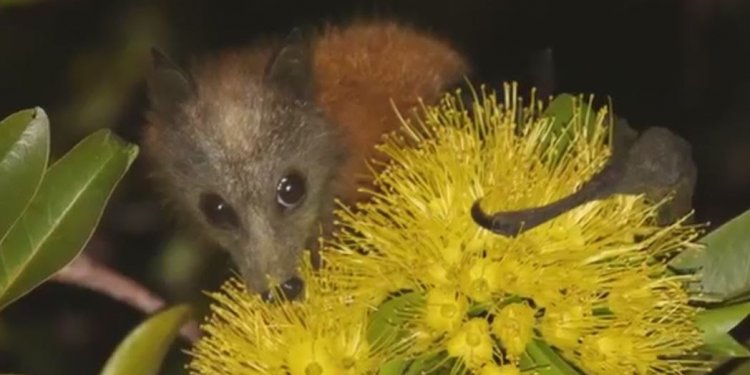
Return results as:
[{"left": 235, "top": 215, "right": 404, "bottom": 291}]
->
[
  {"left": 525, "top": 339, "right": 582, "bottom": 375},
  {"left": 368, "top": 292, "right": 423, "bottom": 350},
  {"left": 696, "top": 301, "right": 750, "bottom": 357},
  {"left": 0, "top": 108, "right": 49, "bottom": 240},
  {"left": 542, "top": 93, "right": 576, "bottom": 132},
  {"left": 0, "top": 129, "right": 138, "bottom": 309},
  {"left": 100, "top": 305, "right": 192, "bottom": 375},
  {"left": 670, "top": 209, "right": 750, "bottom": 302}
]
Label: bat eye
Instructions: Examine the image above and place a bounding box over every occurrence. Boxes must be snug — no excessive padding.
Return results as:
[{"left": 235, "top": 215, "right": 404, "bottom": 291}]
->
[
  {"left": 276, "top": 171, "right": 306, "bottom": 209},
  {"left": 199, "top": 192, "right": 240, "bottom": 230}
]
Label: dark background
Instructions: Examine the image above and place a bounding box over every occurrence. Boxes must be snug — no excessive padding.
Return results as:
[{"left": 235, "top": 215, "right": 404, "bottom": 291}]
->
[{"left": 1, "top": 0, "right": 749, "bottom": 374}]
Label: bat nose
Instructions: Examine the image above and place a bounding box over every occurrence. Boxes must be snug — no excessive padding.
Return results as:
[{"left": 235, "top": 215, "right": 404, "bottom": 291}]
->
[{"left": 260, "top": 276, "right": 305, "bottom": 302}]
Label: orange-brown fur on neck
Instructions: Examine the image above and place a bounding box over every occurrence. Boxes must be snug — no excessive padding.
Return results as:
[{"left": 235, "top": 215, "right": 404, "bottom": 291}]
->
[{"left": 313, "top": 21, "right": 470, "bottom": 203}]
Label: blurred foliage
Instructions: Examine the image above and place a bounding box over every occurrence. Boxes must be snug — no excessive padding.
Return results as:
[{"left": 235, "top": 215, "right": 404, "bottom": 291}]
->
[
  {"left": 0, "top": 0, "right": 46, "bottom": 8},
  {"left": 100, "top": 305, "right": 191, "bottom": 375},
  {"left": 1, "top": 0, "right": 750, "bottom": 374}
]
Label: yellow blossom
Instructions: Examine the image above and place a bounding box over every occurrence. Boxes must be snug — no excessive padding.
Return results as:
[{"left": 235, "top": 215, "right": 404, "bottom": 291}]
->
[
  {"left": 189, "top": 84, "right": 711, "bottom": 375},
  {"left": 188, "top": 269, "right": 385, "bottom": 375}
]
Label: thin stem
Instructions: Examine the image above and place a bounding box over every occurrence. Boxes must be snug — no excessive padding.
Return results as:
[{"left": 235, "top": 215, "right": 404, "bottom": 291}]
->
[{"left": 52, "top": 252, "right": 201, "bottom": 343}]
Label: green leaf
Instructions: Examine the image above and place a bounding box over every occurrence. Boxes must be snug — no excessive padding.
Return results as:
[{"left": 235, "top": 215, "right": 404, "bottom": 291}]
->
[
  {"left": 368, "top": 293, "right": 456, "bottom": 375},
  {"left": 537, "top": 94, "right": 575, "bottom": 159},
  {"left": 539, "top": 94, "right": 602, "bottom": 166},
  {"left": 670, "top": 209, "right": 750, "bottom": 302},
  {"left": 699, "top": 333, "right": 750, "bottom": 357},
  {"left": 726, "top": 358, "right": 750, "bottom": 375},
  {"left": 668, "top": 246, "right": 705, "bottom": 272},
  {"left": 519, "top": 350, "right": 536, "bottom": 371},
  {"left": 525, "top": 339, "right": 582, "bottom": 375},
  {"left": 0, "top": 129, "right": 138, "bottom": 310},
  {"left": 100, "top": 305, "right": 192, "bottom": 375},
  {"left": 696, "top": 301, "right": 750, "bottom": 357},
  {"left": 368, "top": 292, "right": 423, "bottom": 350},
  {"left": 0, "top": 108, "right": 49, "bottom": 240},
  {"left": 0, "top": 0, "right": 46, "bottom": 8},
  {"left": 379, "top": 359, "right": 409, "bottom": 375},
  {"left": 370, "top": 292, "right": 429, "bottom": 374},
  {"left": 379, "top": 352, "right": 452, "bottom": 375},
  {"left": 403, "top": 354, "right": 453, "bottom": 375},
  {"left": 542, "top": 93, "right": 576, "bottom": 132}
]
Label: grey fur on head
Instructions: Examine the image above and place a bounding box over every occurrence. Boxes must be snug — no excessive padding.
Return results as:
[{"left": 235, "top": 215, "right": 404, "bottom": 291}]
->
[{"left": 144, "top": 37, "right": 345, "bottom": 295}]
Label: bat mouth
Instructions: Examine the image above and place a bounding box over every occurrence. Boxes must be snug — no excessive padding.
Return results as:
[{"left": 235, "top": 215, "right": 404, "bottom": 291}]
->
[{"left": 260, "top": 275, "right": 306, "bottom": 302}]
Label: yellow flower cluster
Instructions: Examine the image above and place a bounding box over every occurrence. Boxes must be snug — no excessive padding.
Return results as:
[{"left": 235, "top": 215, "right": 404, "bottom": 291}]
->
[
  {"left": 188, "top": 264, "right": 385, "bottom": 375},
  {"left": 189, "top": 84, "right": 710, "bottom": 375}
]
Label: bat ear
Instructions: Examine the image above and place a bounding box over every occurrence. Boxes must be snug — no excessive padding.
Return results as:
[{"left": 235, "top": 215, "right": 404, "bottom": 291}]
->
[
  {"left": 147, "top": 47, "right": 194, "bottom": 119},
  {"left": 528, "top": 47, "right": 556, "bottom": 100},
  {"left": 264, "top": 27, "right": 314, "bottom": 102}
]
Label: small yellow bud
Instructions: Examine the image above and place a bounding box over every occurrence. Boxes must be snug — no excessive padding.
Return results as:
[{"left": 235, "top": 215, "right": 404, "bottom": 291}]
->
[
  {"left": 492, "top": 303, "right": 536, "bottom": 357},
  {"left": 287, "top": 337, "right": 341, "bottom": 375},
  {"left": 579, "top": 329, "right": 658, "bottom": 374},
  {"left": 464, "top": 235, "right": 487, "bottom": 255},
  {"left": 304, "top": 363, "right": 323, "bottom": 375},
  {"left": 423, "top": 287, "right": 468, "bottom": 333},
  {"left": 412, "top": 326, "right": 439, "bottom": 352},
  {"left": 479, "top": 363, "right": 521, "bottom": 375},
  {"left": 328, "top": 321, "right": 371, "bottom": 373},
  {"left": 446, "top": 318, "right": 494, "bottom": 369},
  {"left": 539, "top": 304, "right": 588, "bottom": 350},
  {"left": 442, "top": 237, "right": 463, "bottom": 265},
  {"left": 608, "top": 274, "right": 657, "bottom": 317},
  {"left": 463, "top": 258, "right": 503, "bottom": 302},
  {"left": 426, "top": 262, "right": 451, "bottom": 286}
]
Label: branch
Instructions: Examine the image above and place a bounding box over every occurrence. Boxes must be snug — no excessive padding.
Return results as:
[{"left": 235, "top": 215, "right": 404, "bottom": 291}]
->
[{"left": 52, "top": 252, "right": 201, "bottom": 343}]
